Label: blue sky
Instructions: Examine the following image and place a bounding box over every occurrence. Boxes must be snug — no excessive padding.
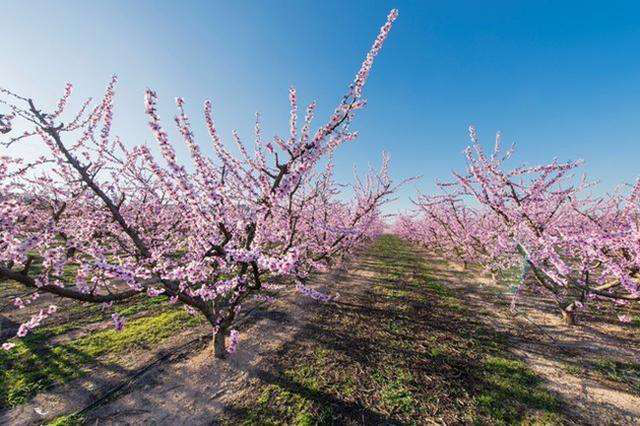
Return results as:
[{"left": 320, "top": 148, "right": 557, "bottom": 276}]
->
[{"left": 3, "top": 1, "right": 640, "bottom": 213}]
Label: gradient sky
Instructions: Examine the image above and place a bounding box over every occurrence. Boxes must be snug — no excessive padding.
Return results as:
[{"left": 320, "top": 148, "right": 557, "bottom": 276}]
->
[{"left": 3, "top": 1, "right": 640, "bottom": 213}]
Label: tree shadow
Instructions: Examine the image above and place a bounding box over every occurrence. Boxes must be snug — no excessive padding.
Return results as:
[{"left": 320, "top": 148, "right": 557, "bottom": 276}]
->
[{"left": 15, "top": 237, "right": 639, "bottom": 424}]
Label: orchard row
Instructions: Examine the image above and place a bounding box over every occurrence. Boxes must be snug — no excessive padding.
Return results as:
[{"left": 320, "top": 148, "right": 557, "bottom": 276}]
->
[{"left": 2, "top": 9, "right": 637, "bottom": 359}]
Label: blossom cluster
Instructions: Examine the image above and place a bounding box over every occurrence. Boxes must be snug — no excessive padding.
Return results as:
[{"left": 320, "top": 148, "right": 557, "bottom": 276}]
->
[{"left": 14, "top": 305, "right": 58, "bottom": 338}]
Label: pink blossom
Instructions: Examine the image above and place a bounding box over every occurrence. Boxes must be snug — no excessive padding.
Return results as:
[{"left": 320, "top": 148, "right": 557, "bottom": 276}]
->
[
  {"left": 13, "top": 297, "right": 25, "bottom": 309},
  {"left": 296, "top": 282, "right": 333, "bottom": 302},
  {"left": 618, "top": 314, "right": 633, "bottom": 323},
  {"left": 16, "top": 324, "right": 29, "bottom": 338},
  {"left": 226, "top": 329, "right": 240, "bottom": 354},
  {"left": 147, "top": 287, "right": 165, "bottom": 297},
  {"left": 111, "top": 313, "right": 125, "bottom": 331}
]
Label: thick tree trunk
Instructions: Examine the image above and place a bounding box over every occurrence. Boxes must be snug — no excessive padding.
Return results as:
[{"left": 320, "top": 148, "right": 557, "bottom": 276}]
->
[{"left": 213, "top": 330, "right": 227, "bottom": 359}]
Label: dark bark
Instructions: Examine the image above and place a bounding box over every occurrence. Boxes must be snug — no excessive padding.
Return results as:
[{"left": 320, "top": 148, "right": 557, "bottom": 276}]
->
[
  {"left": 0, "top": 266, "right": 141, "bottom": 303},
  {"left": 213, "top": 330, "right": 227, "bottom": 359},
  {"left": 561, "top": 307, "right": 576, "bottom": 326},
  {"left": 560, "top": 302, "right": 577, "bottom": 326}
]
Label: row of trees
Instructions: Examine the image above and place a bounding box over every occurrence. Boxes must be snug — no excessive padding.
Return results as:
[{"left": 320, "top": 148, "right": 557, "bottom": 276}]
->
[
  {"left": 395, "top": 127, "right": 639, "bottom": 324},
  {"left": 2, "top": 7, "right": 636, "bottom": 363},
  {"left": 0, "top": 11, "right": 400, "bottom": 357}
]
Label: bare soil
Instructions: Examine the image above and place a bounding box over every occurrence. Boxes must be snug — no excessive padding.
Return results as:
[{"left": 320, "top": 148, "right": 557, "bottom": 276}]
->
[
  {"left": 1, "top": 236, "right": 639, "bottom": 425},
  {"left": 433, "top": 256, "right": 640, "bottom": 424}
]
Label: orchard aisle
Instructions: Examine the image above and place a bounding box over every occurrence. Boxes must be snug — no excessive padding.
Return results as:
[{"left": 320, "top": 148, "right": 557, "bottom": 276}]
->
[
  {"left": 9, "top": 236, "right": 637, "bottom": 424},
  {"left": 421, "top": 249, "right": 640, "bottom": 424},
  {"left": 81, "top": 236, "right": 568, "bottom": 424}
]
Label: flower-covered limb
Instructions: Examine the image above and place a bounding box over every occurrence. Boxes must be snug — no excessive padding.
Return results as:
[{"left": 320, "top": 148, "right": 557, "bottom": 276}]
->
[{"left": 1, "top": 9, "right": 400, "bottom": 357}]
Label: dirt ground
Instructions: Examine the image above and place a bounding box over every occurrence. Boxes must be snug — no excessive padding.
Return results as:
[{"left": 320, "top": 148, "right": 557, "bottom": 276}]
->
[
  {"left": 1, "top": 262, "right": 345, "bottom": 425},
  {"left": 433, "top": 257, "right": 640, "bottom": 424},
  {"left": 1, "top": 236, "right": 639, "bottom": 425}
]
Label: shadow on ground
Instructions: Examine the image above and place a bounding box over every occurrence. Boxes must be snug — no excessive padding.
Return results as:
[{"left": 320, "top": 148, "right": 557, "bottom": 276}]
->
[{"left": 6, "top": 236, "right": 639, "bottom": 425}]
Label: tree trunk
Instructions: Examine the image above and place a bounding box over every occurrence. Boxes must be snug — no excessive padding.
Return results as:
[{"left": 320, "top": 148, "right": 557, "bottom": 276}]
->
[
  {"left": 213, "top": 330, "right": 227, "bottom": 359},
  {"left": 561, "top": 306, "right": 576, "bottom": 326}
]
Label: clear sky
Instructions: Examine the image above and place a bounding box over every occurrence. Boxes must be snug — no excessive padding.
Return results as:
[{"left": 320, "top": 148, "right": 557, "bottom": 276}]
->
[{"left": 3, "top": 1, "right": 640, "bottom": 213}]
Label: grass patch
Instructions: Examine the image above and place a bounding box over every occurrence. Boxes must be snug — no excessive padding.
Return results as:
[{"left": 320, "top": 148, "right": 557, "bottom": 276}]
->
[
  {"left": 476, "top": 356, "right": 562, "bottom": 425},
  {"left": 0, "top": 309, "right": 203, "bottom": 409},
  {"left": 6, "top": 294, "right": 174, "bottom": 349},
  {"left": 240, "top": 375, "right": 323, "bottom": 425},
  {"left": 590, "top": 358, "right": 640, "bottom": 392},
  {"left": 370, "top": 236, "right": 565, "bottom": 423},
  {"left": 45, "top": 414, "right": 85, "bottom": 426},
  {"left": 564, "top": 363, "right": 583, "bottom": 376},
  {"left": 376, "top": 367, "right": 417, "bottom": 415}
]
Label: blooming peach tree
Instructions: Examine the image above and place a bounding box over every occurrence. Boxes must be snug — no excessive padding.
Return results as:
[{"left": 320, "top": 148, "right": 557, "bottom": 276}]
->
[
  {"left": 0, "top": 10, "right": 400, "bottom": 357},
  {"left": 400, "top": 127, "right": 639, "bottom": 325}
]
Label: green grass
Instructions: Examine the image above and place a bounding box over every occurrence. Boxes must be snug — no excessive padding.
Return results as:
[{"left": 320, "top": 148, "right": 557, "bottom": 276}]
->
[
  {"left": 369, "top": 235, "right": 455, "bottom": 298},
  {"left": 239, "top": 346, "right": 335, "bottom": 425},
  {"left": 476, "top": 356, "right": 563, "bottom": 425},
  {"left": 371, "top": 235, "right": 565, "bottom": 425},
  {"left": 591, "top": 358, "right": 640, "bottom": 392},
  {"left": 563, "top": 357, "right": 640, "bottom": 394},
  {"left": 8, "top": 294, "right": 174, "bottom": 347},
  {"left": 45, "top": 414, "right": 85, "bottom": 426},
  {"left": 376, "top": 367, "right": 417, "bottom": 415},
  {"left": 115, "top": 294, "right": 170, "bottom": 317},
  {"left": 241, "top": 381, "right": 319, "bottom": 425},
  {"left": 564, "top": 363, "right": 583, "bottom": 376},
  {"left": 0, "top": 309, "right": 203, "bottom": 409}
]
